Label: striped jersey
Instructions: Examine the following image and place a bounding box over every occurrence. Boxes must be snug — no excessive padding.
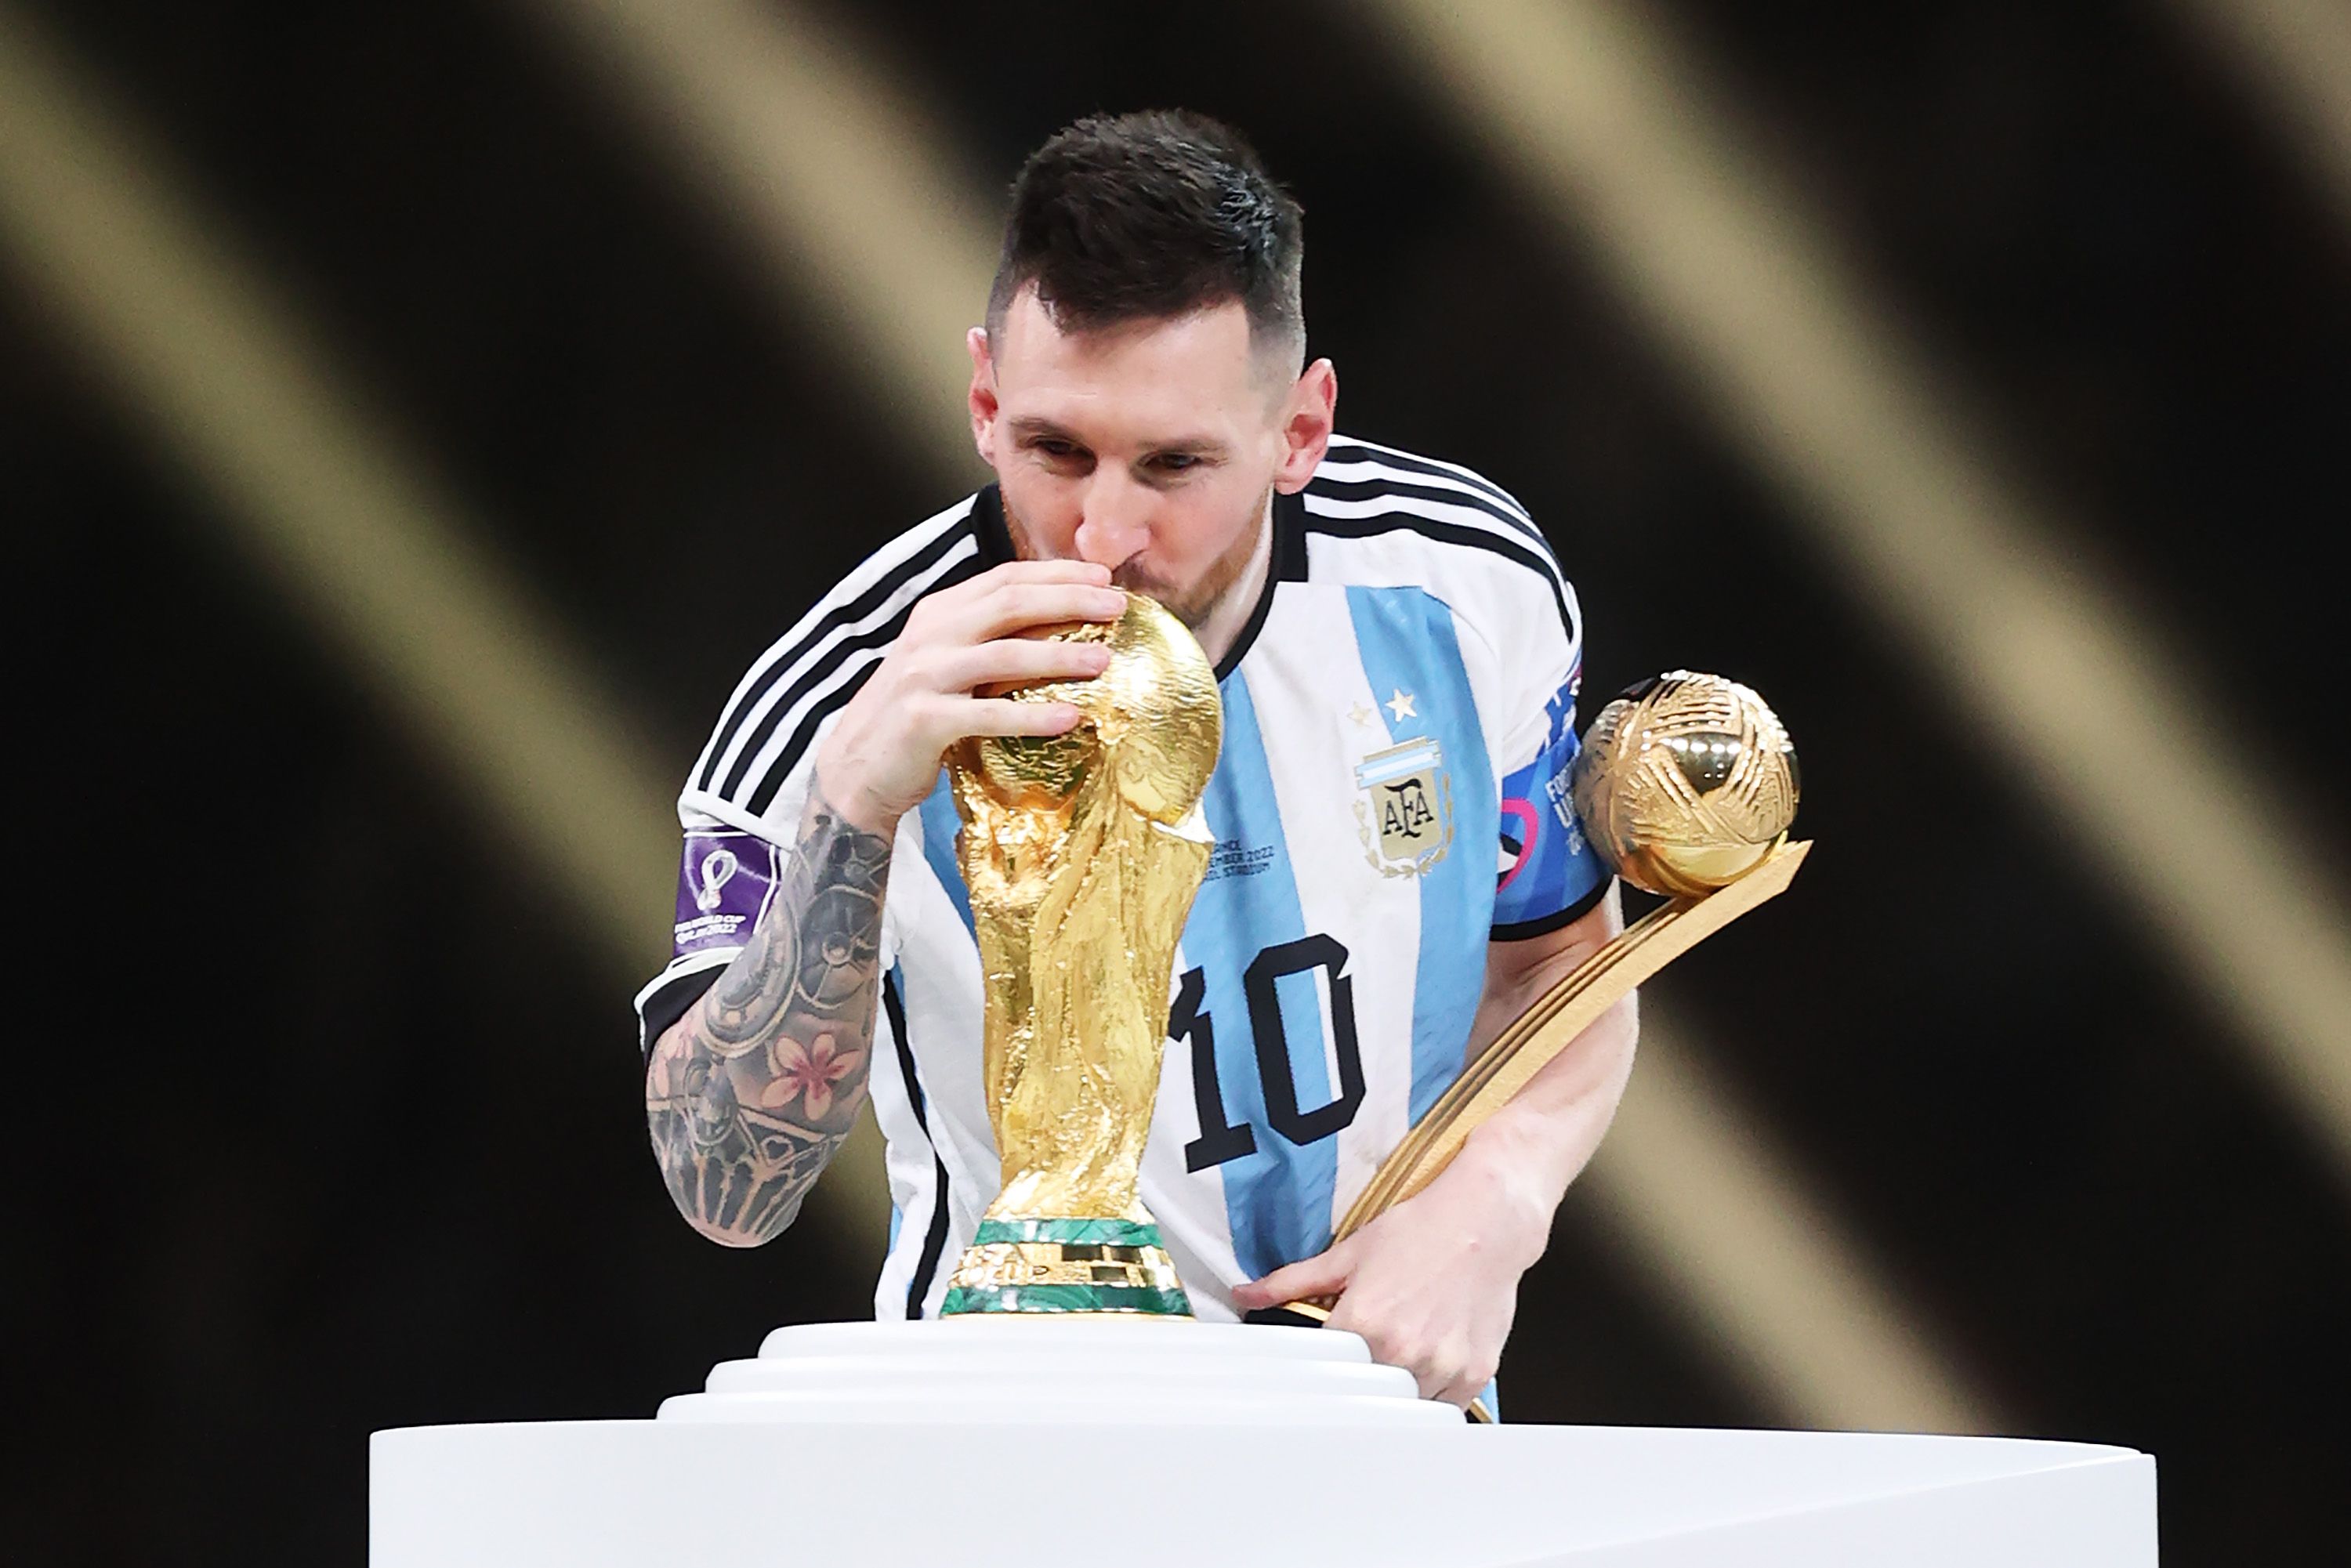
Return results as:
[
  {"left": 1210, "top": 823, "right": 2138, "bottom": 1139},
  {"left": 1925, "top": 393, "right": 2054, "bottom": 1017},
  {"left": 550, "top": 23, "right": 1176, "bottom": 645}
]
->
[{"left": 636, "top": 435, "right": 1607, "bottom": 1321}]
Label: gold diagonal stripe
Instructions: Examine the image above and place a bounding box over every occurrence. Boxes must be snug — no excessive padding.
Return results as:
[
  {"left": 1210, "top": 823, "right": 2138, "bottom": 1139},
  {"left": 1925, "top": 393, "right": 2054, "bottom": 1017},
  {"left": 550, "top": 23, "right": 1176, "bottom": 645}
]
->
[
  {"left": 0, "top": 1, "right": 888, "bottom": 1259},
  {"left": 1369, "top": 0, "right": 2351, "bottom": 1184},
  {"left": 2164, "top": 0, "right": 2351, "bottom": 237},
  {"left": 1588, "top": 1001, "right": 1996, "bottom": 1434},
  {"left": 515, "top": 0, "right": 994, "bottom": 491}
]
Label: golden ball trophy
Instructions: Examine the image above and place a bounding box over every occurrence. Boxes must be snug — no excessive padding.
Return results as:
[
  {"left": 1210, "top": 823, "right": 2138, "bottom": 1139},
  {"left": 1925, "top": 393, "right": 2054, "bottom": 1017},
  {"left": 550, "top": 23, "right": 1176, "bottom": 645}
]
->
[
  {"left": 938, "top": 592, "right": 1223, "bottom": 1316},
  {"left": 1273, "top": 670, "right": 1807, "bottom": 1427},
  {"left": 1330, "top": 669, "right": 1806, "bottom": 1237}
]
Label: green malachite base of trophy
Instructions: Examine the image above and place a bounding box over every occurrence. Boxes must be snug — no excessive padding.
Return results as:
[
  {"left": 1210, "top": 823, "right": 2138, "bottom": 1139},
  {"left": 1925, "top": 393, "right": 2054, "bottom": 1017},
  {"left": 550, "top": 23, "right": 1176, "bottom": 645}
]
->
[{"left": 939, "top": 1218, "right": 1192, "bottom": 1317}]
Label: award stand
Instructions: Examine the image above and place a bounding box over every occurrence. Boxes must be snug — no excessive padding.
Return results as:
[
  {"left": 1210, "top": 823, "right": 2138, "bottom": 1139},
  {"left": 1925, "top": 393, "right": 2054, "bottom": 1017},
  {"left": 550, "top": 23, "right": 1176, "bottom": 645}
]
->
[
  {"left": 375, "top": 646, "right": 2156, "bottom": 1563},
  {"left": 374, "top": 1352, "right": 2155, "bottom": 1565}
]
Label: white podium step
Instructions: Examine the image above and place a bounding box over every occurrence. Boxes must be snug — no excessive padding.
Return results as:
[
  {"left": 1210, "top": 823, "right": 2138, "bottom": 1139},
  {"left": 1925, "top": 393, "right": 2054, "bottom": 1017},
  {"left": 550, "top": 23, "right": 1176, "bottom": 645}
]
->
[
  {"left": 659, "top": 1319, "right": 1455, "bottom": 1426},
  {"left": 372, "top": 1321, "right": 2156, "bottom": 1566}
]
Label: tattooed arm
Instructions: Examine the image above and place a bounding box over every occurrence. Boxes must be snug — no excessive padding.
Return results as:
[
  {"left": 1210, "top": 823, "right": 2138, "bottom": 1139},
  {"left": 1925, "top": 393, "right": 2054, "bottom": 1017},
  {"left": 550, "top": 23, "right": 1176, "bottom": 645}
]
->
[
  {"left": 645, "top": 788, "right": 893, "bottom": 1246},
  {"left": 646, "top": 559, "right": 1129, "bottom": 1244}
]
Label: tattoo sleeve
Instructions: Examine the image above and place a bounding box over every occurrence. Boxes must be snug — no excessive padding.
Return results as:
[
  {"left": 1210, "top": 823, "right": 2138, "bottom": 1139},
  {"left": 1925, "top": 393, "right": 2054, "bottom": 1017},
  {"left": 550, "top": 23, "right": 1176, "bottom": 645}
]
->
[{"left": 644, "top": 790, "right": 893, "bottom": 1245}]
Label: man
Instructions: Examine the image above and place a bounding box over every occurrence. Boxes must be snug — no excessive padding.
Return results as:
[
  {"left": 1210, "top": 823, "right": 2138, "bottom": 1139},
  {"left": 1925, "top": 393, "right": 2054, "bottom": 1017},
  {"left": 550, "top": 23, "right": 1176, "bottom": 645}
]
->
[{"left": 639, "top": 110, "right": 1637, "bottom": 1410}]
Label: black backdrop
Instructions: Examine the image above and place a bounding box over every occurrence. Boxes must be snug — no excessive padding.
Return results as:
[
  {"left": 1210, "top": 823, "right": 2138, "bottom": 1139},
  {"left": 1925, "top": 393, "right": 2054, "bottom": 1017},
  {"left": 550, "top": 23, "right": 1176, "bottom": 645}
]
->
[{"left": 9, "top": 1, "right": 2347, "bottom": 1562}]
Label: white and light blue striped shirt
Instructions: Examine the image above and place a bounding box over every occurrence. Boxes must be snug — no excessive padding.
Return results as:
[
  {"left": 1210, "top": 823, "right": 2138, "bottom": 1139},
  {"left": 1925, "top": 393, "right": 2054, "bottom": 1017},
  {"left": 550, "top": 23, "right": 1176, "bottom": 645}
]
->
[{"left": 637, "top": 436, "right": 1606, "bottom": 1321}]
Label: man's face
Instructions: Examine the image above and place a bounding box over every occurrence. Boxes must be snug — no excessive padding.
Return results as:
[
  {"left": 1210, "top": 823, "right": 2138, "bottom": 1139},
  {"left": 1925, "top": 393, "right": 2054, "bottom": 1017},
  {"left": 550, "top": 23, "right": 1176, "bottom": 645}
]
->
[{"left": 969, "top": 289, "right": 1330, "bottom": 628}]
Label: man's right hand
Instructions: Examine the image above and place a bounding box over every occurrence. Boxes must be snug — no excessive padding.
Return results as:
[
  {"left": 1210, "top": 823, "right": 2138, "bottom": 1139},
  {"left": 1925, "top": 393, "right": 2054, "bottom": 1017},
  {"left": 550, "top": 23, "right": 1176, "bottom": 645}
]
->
[{"left": 814, "top": 559, "right": 1127, "bottom": 834}]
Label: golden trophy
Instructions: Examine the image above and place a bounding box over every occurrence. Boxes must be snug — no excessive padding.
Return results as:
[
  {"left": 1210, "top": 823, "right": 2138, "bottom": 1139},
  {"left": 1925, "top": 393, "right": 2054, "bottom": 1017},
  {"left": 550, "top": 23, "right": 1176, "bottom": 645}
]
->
[
  {"left": 1333, "top": 670, "right": 1805, "bottom": 1233},
  {"left": 1281, "top": 672, "right": 1806, "bottom": 1418},
  {"left": 938, "top": 592, "right": 1223, "bottom": 1316}
]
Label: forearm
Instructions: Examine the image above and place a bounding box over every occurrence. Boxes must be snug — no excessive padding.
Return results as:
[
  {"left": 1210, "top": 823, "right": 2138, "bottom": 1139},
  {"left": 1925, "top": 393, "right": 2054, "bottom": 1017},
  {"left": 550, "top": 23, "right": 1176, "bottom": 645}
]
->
[
  {"left": 1454, "top": 990, "right": 1638, "bottom": 1222},
  {"left": 1447, "top": 891, "right": 1641, "bottom": 1231},
  {"left": 644, "top": 787, "right": 893, "bottom": 1245}
]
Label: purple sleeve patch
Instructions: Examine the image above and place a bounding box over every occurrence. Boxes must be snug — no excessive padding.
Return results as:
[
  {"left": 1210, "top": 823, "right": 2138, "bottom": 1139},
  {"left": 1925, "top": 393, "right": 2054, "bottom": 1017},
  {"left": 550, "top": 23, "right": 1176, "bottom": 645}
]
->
[{"left": 672, "top": 831, "right": 780, "bottom": 958}]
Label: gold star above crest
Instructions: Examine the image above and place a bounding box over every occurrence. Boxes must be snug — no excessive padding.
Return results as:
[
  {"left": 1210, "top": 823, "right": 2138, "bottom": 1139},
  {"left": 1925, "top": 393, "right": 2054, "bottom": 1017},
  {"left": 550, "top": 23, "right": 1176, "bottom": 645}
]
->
[
  {"left": 1348, "top": 701, "right": 1375, "bottom": 727},
  {"left": 1386, "top": 688, "right": 1418, "bottom": 722}
]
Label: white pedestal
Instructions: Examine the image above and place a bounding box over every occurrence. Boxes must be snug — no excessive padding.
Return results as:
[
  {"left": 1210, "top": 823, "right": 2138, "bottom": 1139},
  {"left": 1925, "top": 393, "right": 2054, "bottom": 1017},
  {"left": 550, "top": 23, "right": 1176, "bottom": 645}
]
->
[{"left": 372, "top": 1321, "right": 2156, "bottom": 1566}]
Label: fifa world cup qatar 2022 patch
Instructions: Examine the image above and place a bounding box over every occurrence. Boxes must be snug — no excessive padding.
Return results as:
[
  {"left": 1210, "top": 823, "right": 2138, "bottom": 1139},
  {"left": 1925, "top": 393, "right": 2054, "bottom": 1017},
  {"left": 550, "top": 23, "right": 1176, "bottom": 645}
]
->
[{"left": 671, "top": 830, "right": 780, "bottom": 955}]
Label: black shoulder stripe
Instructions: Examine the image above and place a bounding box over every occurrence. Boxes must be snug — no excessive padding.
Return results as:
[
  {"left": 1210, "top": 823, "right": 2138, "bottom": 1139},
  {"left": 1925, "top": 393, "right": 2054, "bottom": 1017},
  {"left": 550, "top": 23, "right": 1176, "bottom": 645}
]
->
[
  {"left": 717, "top": 549, "right": 984, "bottom": 803},
  {"left": 1493, "top": 875, "right": 1614, "bottom": 941},
  {"left": 694, "top": 519, "right": 975, "bottom": 793},
  {"left": 1306, "top": 471, "right": 1548, "bottom": 550},
  {"left": 1323, "top": 440, "right": 1531, "bottom": 517},
  {"left": 742, "top": 659, "right": 880, "bottom": 813},
  {"left": 883, "top": 972, "right": 953, "bottom": 1320},
  {"left": 1302, "top": 512, "right": 1574, "bottom": 633}
]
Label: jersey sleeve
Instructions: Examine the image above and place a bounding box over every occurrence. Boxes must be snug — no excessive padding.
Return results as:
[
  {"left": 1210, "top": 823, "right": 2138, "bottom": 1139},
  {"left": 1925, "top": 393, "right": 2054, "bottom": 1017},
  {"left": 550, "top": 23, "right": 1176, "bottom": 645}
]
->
[
  {"left": 637, "top": 707, "right": 912, "bottom": 1056},
  {"left": 632, "top": 802, "right": 786, "bottom": 1056},
  {"left": 1488, "top": 563, "right": 1610, "bottom": 940},
  {"left": 631, "top": 497, "right": 986, "bottom": 1056}
]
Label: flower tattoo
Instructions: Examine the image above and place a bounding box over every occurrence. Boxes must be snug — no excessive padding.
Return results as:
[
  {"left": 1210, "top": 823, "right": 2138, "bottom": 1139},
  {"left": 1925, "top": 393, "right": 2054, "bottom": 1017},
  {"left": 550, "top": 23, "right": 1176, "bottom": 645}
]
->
[{"left": 760, "top": 1033, "right": 865, "bottom": 1121}]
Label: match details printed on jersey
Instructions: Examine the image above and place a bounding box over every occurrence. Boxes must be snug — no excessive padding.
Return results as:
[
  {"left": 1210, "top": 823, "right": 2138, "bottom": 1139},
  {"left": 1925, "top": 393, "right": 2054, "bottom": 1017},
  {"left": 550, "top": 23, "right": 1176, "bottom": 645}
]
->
[
  {"left": 1494, "top": 670, "right": 1601, "bottom": 929},
  {"left": 671, "top": 830, "right": 780, "bottom": 954}
]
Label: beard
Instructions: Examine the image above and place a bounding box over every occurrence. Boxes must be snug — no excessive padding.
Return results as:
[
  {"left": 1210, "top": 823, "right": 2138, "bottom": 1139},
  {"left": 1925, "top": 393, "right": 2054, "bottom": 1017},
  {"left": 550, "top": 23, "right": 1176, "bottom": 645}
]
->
[{"left": 1005, "top": 495, "right": 1267, "bottom": 632}]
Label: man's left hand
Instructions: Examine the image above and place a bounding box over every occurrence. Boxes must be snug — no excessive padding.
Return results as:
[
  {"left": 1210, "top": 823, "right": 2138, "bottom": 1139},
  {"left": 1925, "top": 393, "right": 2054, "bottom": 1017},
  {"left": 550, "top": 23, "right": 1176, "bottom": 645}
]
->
[{"left": 1230, "top": 1134, "right": 1553, "bottom": 1407}]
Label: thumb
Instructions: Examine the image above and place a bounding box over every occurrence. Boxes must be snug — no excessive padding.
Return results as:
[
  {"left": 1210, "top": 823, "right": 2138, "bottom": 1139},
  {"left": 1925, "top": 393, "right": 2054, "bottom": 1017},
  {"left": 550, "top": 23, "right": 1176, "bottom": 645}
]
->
[{"left": 1233, "top": 1240, "right": 1358, "bottom": 1309}]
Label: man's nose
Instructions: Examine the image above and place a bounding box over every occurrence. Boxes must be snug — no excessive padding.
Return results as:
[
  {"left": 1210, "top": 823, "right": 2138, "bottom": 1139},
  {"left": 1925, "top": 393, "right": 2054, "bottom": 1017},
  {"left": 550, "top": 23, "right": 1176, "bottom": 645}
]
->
[{"left": 1071, "top": 473, "right": 1150, "bottom": 570}]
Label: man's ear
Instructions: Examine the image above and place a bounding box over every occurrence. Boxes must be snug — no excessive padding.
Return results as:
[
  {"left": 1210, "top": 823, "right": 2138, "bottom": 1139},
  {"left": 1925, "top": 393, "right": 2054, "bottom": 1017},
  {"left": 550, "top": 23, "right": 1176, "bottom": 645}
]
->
[
  {"left": 1273, "top": 357, "right": 1337, "bottom": 494},
  {"left": 968, "top": 326, "right": 1000, "bottom": 465}
]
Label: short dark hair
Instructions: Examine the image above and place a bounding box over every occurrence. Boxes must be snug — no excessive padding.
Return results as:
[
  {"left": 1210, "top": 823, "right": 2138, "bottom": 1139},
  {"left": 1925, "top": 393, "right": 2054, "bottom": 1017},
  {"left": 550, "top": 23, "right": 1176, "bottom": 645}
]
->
[{"left": 987, "top": 110, "right": 1305, "bottom": 364}]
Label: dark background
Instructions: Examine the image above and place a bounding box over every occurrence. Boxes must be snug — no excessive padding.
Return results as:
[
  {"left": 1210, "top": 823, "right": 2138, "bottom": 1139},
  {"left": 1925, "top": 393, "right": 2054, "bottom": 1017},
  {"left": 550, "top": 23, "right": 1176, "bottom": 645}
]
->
[{"left": 7, "top": 1, "right": 2347, "bottom": 1562}]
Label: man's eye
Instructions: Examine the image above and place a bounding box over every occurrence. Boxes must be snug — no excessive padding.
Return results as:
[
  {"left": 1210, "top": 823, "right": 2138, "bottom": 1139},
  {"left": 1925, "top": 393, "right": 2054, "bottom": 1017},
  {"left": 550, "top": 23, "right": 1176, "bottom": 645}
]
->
[
  {"left": 1036, "top": 439, "right": 1081, "bottom": 460},
  {"left": 1150, "top": 454, "right": 1201, "bottom": 473}
]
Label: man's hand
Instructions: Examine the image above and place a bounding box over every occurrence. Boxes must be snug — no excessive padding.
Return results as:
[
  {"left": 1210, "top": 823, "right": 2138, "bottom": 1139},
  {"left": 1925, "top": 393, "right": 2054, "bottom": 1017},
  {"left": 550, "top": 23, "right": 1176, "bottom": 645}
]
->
[
  {"left": 815, "top": 559, "right": 1128, "bottom": 833},
  {"left": 1230, "top": 1125, "right": 1555, "bottom": 1407},
  {"left": 1232, "top": 894, "right": 1639, "bottom": 1406}
]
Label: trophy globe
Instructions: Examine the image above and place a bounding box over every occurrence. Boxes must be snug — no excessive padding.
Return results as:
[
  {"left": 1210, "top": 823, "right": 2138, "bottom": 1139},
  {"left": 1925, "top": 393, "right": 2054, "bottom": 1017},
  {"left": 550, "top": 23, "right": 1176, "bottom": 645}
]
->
[{"left": 1570, "top": 671, "right": 1799, "bottom": 900}]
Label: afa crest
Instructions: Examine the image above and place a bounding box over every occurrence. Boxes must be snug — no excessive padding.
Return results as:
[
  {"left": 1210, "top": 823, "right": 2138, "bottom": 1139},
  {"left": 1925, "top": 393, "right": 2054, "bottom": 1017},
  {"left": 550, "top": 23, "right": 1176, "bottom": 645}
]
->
[{"left": 1353, "top": 736, "right": 1454, "bottom": 878}]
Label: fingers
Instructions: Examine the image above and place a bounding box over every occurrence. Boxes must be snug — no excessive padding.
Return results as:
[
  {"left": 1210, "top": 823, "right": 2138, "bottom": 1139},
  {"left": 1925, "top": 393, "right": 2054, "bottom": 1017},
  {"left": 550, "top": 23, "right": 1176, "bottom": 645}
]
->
[
  {"left": 1421, "top": 1345, "right": 1495, "bottom": 1408},
  {"left": 1232, "top": 1242, "right": 1357, "bottom": 1310},
  {"left": 962, "top": 582, "right": 1130, "bottom": 643},
  {"left": 959, "top": 697, "right": 1087, "bottom": 738},
  {"left": 1237, "top": 1248, "right": 1500, "bottom": 1407},
  {"left": 917, "top": 562, "right": 1123, "bottom": 643},
  {"left": 813, "top": 561, "right": 1121, "bottom": 823},
  {"left": 946, "top": 634, "right": 1114, "bottom": 693},
  {"left": 1328, "top": 1308, "right": 1494, "bottom": 1407},
  {"left": 974, "top": 559, "right": 1114, "bottom": 586}
]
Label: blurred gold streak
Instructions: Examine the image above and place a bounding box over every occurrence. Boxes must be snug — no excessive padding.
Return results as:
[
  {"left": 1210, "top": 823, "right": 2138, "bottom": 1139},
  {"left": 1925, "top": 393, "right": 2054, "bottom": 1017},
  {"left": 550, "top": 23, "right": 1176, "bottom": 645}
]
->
[
  {"left": 513, "top": 0, "right": 996, "bottom": 491},
  {"left": 513, "top": 0, "right": 1998, "bottom": 1430},
  {"left": 1371, "top": 0, "right": 2351, "bottom": 1182},
  {"left": 0, "top": 3, "right": 887, "bottom": 1257},
  {"left": 1592, "top": 1006, "right": 1992, "bottom": 1433},
  {"left": 2167, "top": 0, "right": 2351, "bottom": 235}
]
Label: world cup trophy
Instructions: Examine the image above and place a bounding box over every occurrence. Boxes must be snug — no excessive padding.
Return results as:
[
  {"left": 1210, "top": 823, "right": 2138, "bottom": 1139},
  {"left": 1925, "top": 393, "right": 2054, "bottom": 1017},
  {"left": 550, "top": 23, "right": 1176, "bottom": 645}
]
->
[{"left": 937, "top": 592, "right": 1223, "bottom": 1316}]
